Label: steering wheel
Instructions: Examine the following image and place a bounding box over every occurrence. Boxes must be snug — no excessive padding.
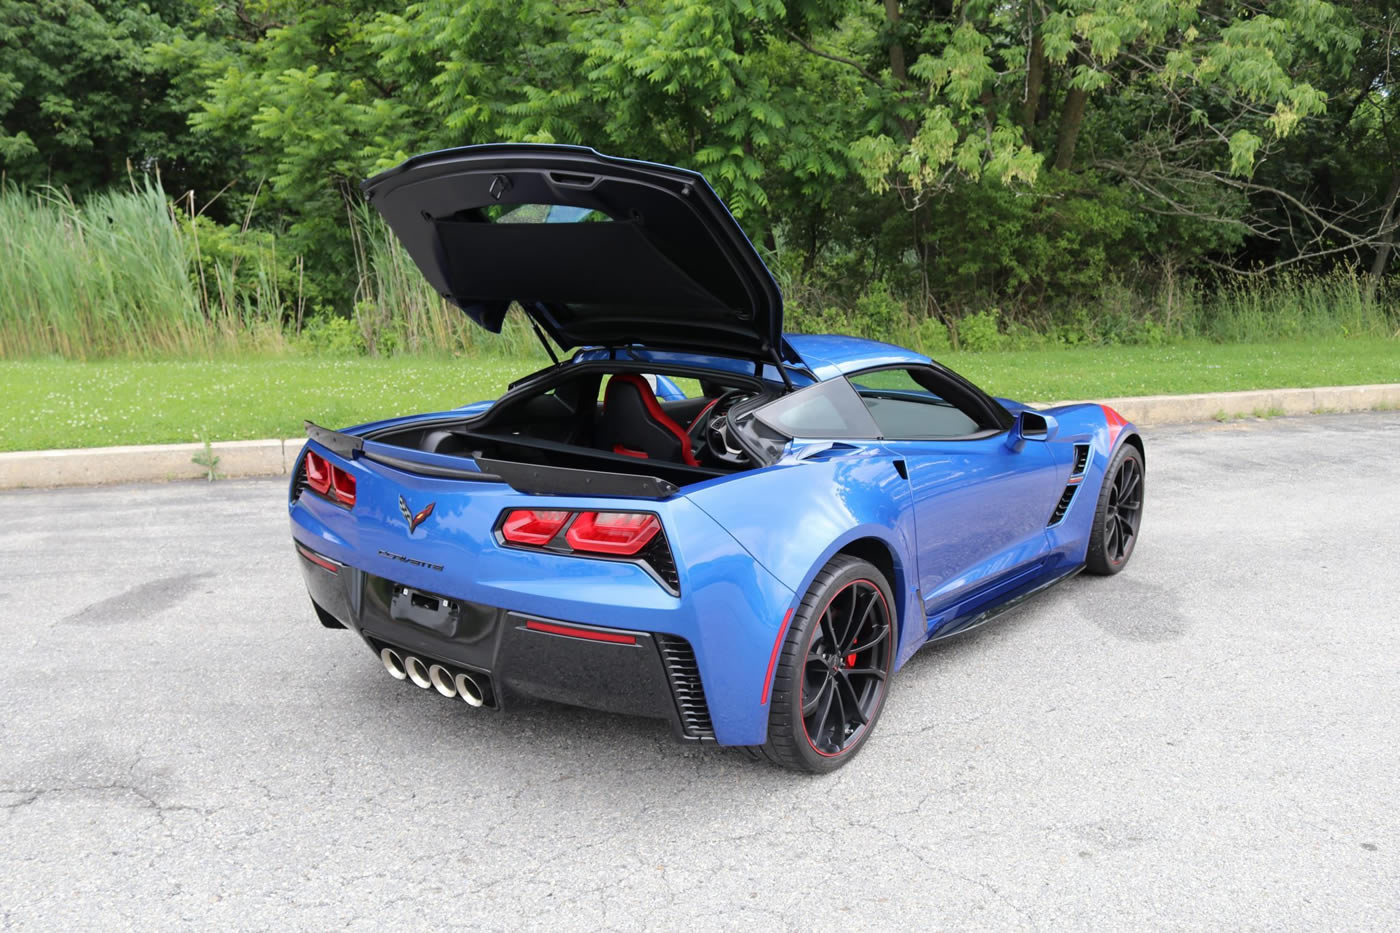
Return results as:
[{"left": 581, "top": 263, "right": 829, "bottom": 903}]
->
[{"left": 688, "top": 389, "right": 752, "bottom": 467}]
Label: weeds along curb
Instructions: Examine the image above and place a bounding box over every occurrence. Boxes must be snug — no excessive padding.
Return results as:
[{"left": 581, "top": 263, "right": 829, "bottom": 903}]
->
[{"left": 1, "top": 383, "right": 1397, "bottom": 490}]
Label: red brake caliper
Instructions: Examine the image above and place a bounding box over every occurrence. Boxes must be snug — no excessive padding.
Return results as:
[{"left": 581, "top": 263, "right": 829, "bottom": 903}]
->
[{"left": 845, "top": 636, "right": 857, "bottom": 669}]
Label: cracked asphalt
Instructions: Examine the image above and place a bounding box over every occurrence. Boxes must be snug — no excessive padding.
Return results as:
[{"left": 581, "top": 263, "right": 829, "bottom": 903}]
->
[{"left": 2, "top": 412, "right": 1398, "bottom": 931}]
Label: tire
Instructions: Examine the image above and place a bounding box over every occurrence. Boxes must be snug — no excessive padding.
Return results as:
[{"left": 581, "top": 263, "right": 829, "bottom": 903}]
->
[
  {"left": 752, "top": 555, "right": 896, "bottom": 773},
  {"left": 1086, "top": 442, "right": 1145, "bottom": 575}
]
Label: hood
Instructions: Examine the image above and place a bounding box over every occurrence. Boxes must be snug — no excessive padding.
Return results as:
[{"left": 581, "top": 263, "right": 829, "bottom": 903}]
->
[{"left": 362, "top": 144, "right": 784, "bottom": 361}]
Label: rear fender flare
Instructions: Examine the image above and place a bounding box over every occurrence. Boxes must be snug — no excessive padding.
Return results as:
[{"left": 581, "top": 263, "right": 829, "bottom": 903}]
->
[{"left": 685, "top": 454, "right": 919, "bottom": 667}]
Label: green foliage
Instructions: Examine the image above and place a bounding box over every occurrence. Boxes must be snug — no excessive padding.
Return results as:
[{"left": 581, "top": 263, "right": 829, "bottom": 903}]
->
[
  {"left": 2, "top": 0, "right": 1399, "bottom": 357},
  {"left": 297, "top": 314, "right": 365, "bottom": 357},
  {"left": 957, "top": 309, "right": 1008, "bottom": 352},
  {"left": 191, "top": 436, "right": 222, "bottom": 481}
]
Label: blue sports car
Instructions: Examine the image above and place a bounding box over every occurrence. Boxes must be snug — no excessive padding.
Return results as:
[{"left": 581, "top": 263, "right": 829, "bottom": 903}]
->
[{"left": 290, "top": 144, "right": 1145, "bottom": 772}]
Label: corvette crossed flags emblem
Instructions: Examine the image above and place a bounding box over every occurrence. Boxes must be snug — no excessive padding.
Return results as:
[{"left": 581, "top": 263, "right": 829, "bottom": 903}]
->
[{"left": 398, "top": 496, "right": 435, "bottom": 534}]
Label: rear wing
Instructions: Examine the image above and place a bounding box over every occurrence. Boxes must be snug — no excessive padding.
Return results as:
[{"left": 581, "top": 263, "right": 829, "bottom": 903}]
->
[{"left": 304, "top": 422, "right": 678, "bottom": 500}]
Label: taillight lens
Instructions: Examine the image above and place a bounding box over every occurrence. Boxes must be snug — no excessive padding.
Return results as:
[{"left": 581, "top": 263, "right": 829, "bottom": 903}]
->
[
  {"left": 565, "top": 511, "right": 661, "bottom": 556},
  {"left": 501, "top": 509, "right": 571, "bottom": 545},
  {"left": 304, "top": 451, "right": 331, "bottom": 495},
  {"left": 330, "top": 465, "right": 356, "bottom": 508},
  {"left": 301, "top": 450, "right": 355, "bottom": 508}
]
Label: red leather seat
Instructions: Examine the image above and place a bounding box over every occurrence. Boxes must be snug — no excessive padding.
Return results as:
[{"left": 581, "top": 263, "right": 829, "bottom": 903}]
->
[{"left": 598, "top": 374, "right": 699, "bottom": 466}]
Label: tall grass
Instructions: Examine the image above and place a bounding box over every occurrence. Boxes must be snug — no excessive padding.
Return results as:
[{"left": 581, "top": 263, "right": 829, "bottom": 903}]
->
[
  {"left": 0, "top": 182, "right": 293, "bottom": 359},
  {"left": 0, "top": 184, "right": 204, "bottom": 357},
  {"left": 1, "top": 181, "right": 1394, "bottom": 362}
]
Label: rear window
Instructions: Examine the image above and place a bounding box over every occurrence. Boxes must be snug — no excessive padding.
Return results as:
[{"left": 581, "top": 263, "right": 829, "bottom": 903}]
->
[{"left": 752, "top": 378, "right": 880, "bottom": 439}]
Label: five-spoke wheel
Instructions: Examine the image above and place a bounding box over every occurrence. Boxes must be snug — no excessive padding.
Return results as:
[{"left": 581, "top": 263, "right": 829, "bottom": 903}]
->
[
  {"left": 755, "top": 555, "right": 895, "bottom": 772},
  {"left": 1087, "top": 443, "right": 1145, "bottom": 574}
]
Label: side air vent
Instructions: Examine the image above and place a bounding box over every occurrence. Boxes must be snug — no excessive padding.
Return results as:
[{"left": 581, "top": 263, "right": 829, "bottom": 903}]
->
[
  {"left": 291, "top": 453, "right": 309, "bottom": 502},
  {"left": 1071, "top": 443, "right": 1090, "bottom": 475},
  {"left": 1048, "top": 484, "right": 1078, "bottom": 526},
  {"left": 637, "top": 532, "right": 680, "bottom": 595},
  {"left": 656, "top": 634, "right": 715, "bottom": 740}
]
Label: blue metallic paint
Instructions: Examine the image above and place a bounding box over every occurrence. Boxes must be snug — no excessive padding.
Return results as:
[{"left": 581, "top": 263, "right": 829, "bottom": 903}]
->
[{"left": 290, "top": 333, "right": 1140, "bottom": 746}]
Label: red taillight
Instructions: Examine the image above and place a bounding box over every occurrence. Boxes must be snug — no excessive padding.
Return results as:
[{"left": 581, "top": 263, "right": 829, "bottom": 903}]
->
[
  {"left": 330, "top": 465, "right": 356, "bottom": 507},
  {"left": 302, "top": 450, "right": 355, "bottom": 508},
  {"left": 565, "top": 511, "right": 660, "bottom": 556},
  {"left": 501, "top": 509, "right": 571, "bottom": 545},
  {"left": 304, "top": 451, "right": 331, "bottom": 495}
]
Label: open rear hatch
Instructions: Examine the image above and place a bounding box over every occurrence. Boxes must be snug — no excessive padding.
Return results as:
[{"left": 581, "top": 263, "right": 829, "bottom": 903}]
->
[{"left": 362, "top": 144, "right": 785, "bottom": 361}]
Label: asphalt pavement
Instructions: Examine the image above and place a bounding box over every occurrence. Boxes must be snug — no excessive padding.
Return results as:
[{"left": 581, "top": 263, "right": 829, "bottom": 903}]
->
[{"left": 1, "top": 412, "right": 1397, "bottom": 931}]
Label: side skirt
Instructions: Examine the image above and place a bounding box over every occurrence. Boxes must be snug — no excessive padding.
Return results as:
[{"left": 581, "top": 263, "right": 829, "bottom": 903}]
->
[{"left": 925, "top": 565, "right": 1083, "bottom": 646}]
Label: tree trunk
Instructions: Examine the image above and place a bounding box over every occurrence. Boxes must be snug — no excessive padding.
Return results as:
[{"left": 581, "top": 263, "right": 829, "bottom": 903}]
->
[
  {"left": 1053, "top": 88, "right": 1088, "bottom": 171},
  {"left": 1365, "top": 166, "right": 1400, "bottom": 303},
  {"left": 1021, "top": 33, "right": 1045, "bottom": 130},
  {"left": 884, "top": 0, "right": 907, "bottom": 84}
]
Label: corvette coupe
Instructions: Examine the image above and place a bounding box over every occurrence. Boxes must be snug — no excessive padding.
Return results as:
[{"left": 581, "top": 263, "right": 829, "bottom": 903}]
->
[{"left": 290, "top": 144, "right": 1145, "bottom": 772}]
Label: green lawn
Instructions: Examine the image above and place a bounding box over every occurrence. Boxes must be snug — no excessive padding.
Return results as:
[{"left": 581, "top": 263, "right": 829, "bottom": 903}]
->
[{"left": 1, "top": 338, "right": 1396, "bottom": 451}]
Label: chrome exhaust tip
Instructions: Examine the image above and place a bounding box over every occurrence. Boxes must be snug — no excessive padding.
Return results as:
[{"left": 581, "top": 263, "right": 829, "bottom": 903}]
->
[
  {"left": 428, "top": 664, "right": 457, "bottom": 699},
  {"left": 454, "top": 672, "right": 485, "bottom": 708},
  {"left": 404, "top": 655, "right": 431, "bottom": 689},
  {"left": 380, "top": 647, "right": 407, "bottom": 681}
]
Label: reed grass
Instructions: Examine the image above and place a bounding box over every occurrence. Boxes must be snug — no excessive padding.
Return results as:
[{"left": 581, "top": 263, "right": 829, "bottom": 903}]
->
[{"left": 0, "top": 181, "right": 1394, "bottom": 363}]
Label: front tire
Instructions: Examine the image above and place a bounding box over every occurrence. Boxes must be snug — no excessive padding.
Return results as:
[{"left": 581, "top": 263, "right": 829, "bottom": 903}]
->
[
  {"left": 754, "top": 555, "right": 895, "bottom": 773},
  {"left": 1086, "top": 442, "right": 1145, "bottom": 575}
]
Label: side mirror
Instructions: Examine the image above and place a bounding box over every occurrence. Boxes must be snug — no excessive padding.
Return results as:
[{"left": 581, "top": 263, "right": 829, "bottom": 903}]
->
[{"left": 1006, "top": 410, "right": 1057, "bottom": 451}]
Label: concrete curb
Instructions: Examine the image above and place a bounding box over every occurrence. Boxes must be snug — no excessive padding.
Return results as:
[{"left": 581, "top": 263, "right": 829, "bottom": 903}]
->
[
  {"left": 0, "top": 438, "right": 299, "bottom": 490},
  {"left": 1068, "top": 382, "right": 1400, "bottom": 426},
  {"left": 1, "top": 382, "right": 1396, "bottom": 490}
]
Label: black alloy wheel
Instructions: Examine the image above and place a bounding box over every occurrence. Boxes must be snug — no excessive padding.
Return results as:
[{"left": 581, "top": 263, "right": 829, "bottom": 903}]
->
[
  {"left": 1087, "top": 443, "right": 1145, "bottom": 575},
  {"left": 754, "top": 555, "right": 895, "bottom": 772}
]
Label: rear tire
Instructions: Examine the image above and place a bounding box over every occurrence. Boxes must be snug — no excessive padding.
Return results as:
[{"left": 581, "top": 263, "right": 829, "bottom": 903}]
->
[
  {"left": 1086, "top": 443, "right": 1145, "bottom": 575},
  {"left": 752, "top": 555, "right": 895, "bottom": 773}
]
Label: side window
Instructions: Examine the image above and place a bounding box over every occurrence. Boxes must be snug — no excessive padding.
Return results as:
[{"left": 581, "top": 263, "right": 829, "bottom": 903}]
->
[{"left": 846, "top": 367, "right": 983, "bottom": 439}]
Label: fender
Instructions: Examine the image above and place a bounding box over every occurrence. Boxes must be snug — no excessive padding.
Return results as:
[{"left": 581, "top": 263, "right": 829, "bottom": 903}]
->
[
  {"left": 1036, "top": 401, "right": 1142, "bottom": 564},
  {"left": 682, "top": 448, "right": 921, "bottom": 666}
]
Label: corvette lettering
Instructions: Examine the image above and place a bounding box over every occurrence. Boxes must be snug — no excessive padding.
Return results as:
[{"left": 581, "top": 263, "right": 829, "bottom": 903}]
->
[{"left": 376, "top": 549, "right": 444, "bottom": 572}]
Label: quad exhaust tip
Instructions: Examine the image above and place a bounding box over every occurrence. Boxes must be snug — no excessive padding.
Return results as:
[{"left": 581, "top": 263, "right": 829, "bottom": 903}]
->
[
  {"left": 381, "top": 647, "right": 486, "bottom": 707},
  {"left": 455, "top": 672, "right": 485, "bottom": 708},
  {"left": 428, "top": 664, "right": 457, "bottom": 699},
  {"left": 404, "top": 655, "right": 432, "bottom": 689},
  {"left": 380, "top": 647, "right": 407, "bottom": 681}
]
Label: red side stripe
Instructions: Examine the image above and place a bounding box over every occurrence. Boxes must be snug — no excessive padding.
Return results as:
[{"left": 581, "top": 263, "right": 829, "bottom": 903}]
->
[
  {"left": 760, "top": 609, "right": 796, "bottom": 705},
  {"left": 1101, "top": 404, "right": 1127, "bottom": 448}
]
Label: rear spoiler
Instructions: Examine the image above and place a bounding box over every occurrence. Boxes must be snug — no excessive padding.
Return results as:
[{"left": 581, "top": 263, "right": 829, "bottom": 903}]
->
[{"left": 303, "top": 421, "right": 678, "bottom": 499}]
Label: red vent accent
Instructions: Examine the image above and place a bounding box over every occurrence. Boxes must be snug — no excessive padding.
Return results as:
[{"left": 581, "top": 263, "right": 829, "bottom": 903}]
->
[
  {"left": 525, "top": 619, "right": 637, "bottom": 645},
  {"left": 296, "top": 544, "right": 340, "bottom": 574},
  {"left": 564, "top": 511, "right": 661, "bottom": 556},
  {"left": 501, "top": 509, "right": 571, "bottom": 546}
]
